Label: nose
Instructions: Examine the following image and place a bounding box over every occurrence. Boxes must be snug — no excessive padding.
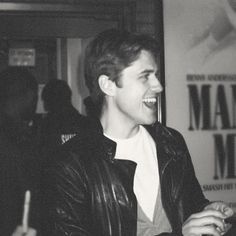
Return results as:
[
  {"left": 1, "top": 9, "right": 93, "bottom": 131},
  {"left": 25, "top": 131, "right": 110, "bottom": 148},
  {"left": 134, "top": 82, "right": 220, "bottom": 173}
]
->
[{"left": 149, "top": 76, "right": 163, "bottom": 93}]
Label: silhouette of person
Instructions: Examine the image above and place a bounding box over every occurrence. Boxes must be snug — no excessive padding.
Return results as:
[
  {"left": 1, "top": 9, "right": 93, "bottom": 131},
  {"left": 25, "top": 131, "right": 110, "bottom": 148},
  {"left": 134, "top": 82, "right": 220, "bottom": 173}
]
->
[
  {"left": 38, "top": 79, "right": 87, "bottom": 235},
  {"left": 39, "top": 79, "right": 87, "bottom": 157},
  {"left": 0, "top": 67, "right": 41, "bottom": 236}
]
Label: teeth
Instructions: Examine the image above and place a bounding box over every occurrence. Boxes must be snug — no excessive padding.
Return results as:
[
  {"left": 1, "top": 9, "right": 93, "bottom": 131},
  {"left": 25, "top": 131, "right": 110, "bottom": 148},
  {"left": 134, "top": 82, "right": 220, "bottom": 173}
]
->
[{"left": 143, "top": 97, "right": 157, "bottom": 103}]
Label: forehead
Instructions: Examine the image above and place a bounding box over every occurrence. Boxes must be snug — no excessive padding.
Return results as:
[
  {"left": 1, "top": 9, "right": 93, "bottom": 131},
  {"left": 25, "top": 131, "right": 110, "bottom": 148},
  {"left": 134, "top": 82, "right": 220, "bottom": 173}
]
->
[{"left": 123, "top": 50, "right": 158, "bottom": 73}]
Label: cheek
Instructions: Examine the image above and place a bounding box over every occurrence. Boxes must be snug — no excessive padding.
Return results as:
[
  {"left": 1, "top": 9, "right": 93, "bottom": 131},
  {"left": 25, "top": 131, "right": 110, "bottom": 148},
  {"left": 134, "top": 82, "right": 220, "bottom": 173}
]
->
[
  {"left": 115, "top": 81, "right": 146, "bottom": 109},
  {"left": 119, "top": 94, "right": 143, "bottom": 115},
  {"left": 119, "top": 89, "right": 141, "bottom": 105}
]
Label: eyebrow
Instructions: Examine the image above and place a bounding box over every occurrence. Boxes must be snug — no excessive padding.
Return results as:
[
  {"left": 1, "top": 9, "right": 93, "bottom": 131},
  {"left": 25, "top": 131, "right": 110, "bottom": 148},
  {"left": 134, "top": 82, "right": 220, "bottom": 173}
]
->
[{"left": 139, "top": 69, "right": 156, "bottom": 75}]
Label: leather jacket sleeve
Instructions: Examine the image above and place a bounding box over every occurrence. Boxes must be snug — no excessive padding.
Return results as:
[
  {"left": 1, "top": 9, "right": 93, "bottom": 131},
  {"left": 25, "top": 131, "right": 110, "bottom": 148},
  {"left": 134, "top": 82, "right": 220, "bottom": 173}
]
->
[
  {"left": 159, "top": 127, "right": 210, "bottom": 233},
  {"left": 177, "top": 128, "right": 210, "bottom": 221},
  {"left": 181, "top": 138, "right": 210, "bottom": 217},
  {"left": 52, "top": 151, "right": 91, "bottom": 236}
]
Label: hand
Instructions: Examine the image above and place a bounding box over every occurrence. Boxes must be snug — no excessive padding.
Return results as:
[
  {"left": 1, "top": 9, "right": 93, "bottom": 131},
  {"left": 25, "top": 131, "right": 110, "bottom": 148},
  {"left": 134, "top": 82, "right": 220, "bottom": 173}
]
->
[
  {"left": 204, "top": 201, "right": 234, "bottom": 234},
  {"left": 204, "top": 201, "right": 234, "bottom": 218},
  {"left": 12, "top": 226, "right": 37, "bottom": 236},
  {"left": 182, "top": 208, "right": 229, "bottom": 236}
]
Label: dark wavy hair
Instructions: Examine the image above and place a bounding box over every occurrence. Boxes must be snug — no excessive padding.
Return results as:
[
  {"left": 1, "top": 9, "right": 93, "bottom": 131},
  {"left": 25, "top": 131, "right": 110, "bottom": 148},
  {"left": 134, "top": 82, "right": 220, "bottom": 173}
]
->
[{"left": 84, "top": 28, "right": 160, "bottom": 117}]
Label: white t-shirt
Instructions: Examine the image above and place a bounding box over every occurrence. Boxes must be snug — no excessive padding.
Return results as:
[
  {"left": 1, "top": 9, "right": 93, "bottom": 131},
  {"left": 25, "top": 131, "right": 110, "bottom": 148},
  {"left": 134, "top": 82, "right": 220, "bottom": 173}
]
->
[{"left": 104, "top": 125, "right": 159, "bottom": 221}]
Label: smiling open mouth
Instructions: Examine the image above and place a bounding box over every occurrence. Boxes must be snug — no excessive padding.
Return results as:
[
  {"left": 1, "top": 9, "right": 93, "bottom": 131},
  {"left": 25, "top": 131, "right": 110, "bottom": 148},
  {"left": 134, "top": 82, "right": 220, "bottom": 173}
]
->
[{"left": 142, "top": 97, "right": 157, "bottom": 109}]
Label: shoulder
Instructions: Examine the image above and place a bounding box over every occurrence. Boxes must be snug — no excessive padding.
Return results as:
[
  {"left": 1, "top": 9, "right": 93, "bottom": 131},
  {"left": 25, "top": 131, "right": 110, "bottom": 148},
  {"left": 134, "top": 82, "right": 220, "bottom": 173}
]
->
[
  {"left": 162, "top": 125, "right": 186, "bottom": 145},
  {"left": 146, "top": 122, "right": 187, "bottom": 145},
  {"left": 53, "top": 117, "right": 101, "bottom": 163},
  {"left": 145, "top": 122, "right": 191, "bottom": 163}
]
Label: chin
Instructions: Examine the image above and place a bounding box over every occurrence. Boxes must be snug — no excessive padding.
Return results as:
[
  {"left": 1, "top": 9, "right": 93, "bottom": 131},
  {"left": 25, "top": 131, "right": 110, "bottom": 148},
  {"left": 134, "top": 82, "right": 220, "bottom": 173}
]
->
[{"left": 142, "top": 117, "right": 157, "bottom": 125}]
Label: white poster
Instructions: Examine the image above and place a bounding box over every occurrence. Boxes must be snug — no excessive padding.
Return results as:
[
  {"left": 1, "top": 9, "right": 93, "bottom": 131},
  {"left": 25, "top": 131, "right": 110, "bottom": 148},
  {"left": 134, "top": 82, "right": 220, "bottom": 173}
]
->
[{"left": 163, "top": 0, "right": 236, "bottom": 210}]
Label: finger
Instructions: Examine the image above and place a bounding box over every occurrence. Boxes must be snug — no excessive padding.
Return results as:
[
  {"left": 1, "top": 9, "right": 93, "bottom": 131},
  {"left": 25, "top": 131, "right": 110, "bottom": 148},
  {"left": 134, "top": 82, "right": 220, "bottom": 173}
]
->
[
  {"left": 183, "top": 225, "right": 222, "bottom": 236},
  {"left": 27, "top": 228, "right": 37, "bottom": 236},
  {"left": 206, "top": 202, "right": 234, "bottom": 217},
  {"left": 190, "top": 209, "right": 226, "bottom": 219},
  {"left": 189, "top": 215, "right": 225, "bottom": 230},
  {"left": 222, "top": 207, "right": 234, "bottom": 217},
  {"left": 205, "top": 202, "right": 222, "bottom": 211}
]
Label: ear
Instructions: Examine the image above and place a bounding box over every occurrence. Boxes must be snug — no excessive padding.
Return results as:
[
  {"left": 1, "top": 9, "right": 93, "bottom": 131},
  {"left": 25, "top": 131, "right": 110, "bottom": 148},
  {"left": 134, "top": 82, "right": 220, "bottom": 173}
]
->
[{"left": 98, "top": 75, "right": 116, "bottom": 96}]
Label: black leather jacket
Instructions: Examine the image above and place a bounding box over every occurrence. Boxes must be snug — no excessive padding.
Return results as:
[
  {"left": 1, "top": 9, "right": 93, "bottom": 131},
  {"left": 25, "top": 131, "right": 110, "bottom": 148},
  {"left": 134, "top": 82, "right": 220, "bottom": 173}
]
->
[{"left": 50, "top": 120, "right": 209, "bottom": 236}]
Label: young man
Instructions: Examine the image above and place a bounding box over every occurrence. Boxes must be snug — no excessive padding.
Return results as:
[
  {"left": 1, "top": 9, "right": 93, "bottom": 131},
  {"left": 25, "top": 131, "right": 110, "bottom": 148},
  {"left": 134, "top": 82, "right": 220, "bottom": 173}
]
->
[{"left": 51, "top": 29, "right": 234, "bottom": 236}]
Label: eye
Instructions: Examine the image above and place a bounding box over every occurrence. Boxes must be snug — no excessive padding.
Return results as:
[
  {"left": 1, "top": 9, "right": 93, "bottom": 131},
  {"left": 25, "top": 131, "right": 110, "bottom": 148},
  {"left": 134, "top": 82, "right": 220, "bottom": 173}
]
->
[{"left": 140, "top": 74, "right": 149, "bottom": 81}]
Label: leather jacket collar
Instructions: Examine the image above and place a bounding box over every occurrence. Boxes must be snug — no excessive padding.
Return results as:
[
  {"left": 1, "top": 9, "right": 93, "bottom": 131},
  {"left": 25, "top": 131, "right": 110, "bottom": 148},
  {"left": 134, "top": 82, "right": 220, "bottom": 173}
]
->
[{"left": 91, "top": 118, "right": 181, "bottom": 172}]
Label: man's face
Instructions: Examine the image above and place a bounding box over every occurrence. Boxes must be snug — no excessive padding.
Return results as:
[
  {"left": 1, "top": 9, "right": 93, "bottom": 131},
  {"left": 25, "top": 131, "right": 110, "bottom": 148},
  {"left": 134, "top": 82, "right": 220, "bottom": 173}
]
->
[{"left": 112, "top": 50, "right": 163, "bottom": 127}]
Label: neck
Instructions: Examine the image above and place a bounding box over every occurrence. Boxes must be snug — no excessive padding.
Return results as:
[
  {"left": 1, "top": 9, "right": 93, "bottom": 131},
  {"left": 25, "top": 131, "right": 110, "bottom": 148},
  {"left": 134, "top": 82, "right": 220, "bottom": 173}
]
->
[{"left": 100, "top": 109, "right": 140, "bottom": 139}]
